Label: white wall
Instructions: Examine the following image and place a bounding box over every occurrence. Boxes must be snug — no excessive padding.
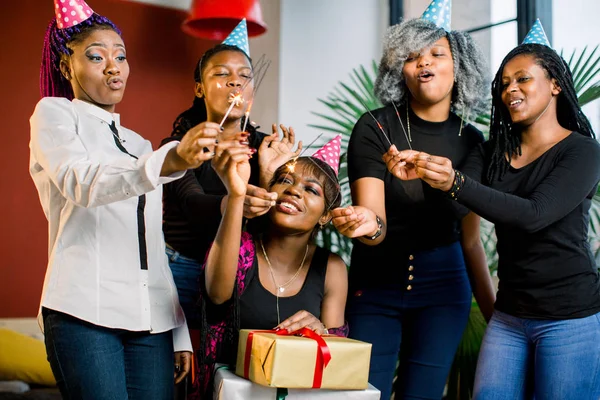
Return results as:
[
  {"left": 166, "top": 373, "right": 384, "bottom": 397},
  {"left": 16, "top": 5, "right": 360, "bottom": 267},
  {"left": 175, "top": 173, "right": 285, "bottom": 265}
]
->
[
  {"left": 279, "top": 0, "right": 388, "bottom": 144},
  {"left": 553, "top": 0, "right": 600, "bottom": 134}
]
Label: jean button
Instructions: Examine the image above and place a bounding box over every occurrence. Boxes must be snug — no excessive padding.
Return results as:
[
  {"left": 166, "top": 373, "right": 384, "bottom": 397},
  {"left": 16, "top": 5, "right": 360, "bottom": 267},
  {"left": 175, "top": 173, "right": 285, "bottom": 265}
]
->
[
  {"left": 406, "top": 285, "right": 412, "bottom": 291},
  {"left": 408, "top": 254, "right": 414, "bottom": 260},
  {"left": 408, "top": 275, "right": 414, "bottom": 281},
  {"left": 408, "top": 265, "right": 414, "bottom": 271}
]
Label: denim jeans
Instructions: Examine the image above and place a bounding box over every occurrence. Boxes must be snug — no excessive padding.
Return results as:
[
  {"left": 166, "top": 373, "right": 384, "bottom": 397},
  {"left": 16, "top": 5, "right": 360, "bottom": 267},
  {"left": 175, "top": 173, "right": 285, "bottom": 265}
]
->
[
  {"left": 347, "top": 241, "right": 472, "bottom": 400},
  {"left": 474, "top": 310, "right": 600, "bottom": 400},
  {"left": 166, "top": 246, "right": 203, "bottom": 329},
  {"left": 42, "top": 307, "right": 174, "bottom": 400}
]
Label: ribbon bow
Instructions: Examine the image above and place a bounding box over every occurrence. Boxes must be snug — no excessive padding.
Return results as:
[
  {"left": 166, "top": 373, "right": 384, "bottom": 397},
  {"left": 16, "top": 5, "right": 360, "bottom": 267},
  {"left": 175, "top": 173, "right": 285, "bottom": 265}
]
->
[{"left": 243, "top": 328, "right": 332, "bottom": 388}]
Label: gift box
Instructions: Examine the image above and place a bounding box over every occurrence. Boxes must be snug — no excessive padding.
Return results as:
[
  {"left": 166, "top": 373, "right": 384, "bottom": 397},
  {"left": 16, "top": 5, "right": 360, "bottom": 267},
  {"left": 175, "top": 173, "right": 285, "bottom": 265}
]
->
[
  {"left": 215, "top": 364, "right": 381, "bottom": 399},
  {"left": 235, "top": 329, "right": 372, "bottom": 390}
]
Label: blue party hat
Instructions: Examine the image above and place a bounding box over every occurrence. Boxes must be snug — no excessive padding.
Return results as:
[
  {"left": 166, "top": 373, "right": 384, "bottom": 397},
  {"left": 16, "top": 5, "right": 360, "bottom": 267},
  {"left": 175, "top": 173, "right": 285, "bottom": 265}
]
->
[
  {"left": 421, "top": 0, "right": 452, "bottom": 32},
  {"left": 522, "top": 18, "right": 551, "bottom": 47},
  {"left": 222, "top": 18, "right": 250, "bottom": 56}
]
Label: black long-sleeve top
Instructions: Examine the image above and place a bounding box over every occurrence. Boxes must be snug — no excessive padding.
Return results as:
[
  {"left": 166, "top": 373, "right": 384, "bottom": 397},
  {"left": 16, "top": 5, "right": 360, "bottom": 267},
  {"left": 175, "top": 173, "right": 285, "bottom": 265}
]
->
[
  {"left": 161, "top": 130, "right": 267, "bottom": 261},
  {"left": 459, "top": 132, "right": 600, "bottom": 319},
  {"left": 347, "top": 105, "right": 483, "bottom": 289}
]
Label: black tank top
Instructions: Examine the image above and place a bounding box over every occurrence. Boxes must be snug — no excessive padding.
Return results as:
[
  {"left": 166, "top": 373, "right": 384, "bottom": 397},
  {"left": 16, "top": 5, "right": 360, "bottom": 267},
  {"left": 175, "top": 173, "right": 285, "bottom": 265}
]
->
[{"left": 239, "top": 246, "right": 329, "bottom": 330}]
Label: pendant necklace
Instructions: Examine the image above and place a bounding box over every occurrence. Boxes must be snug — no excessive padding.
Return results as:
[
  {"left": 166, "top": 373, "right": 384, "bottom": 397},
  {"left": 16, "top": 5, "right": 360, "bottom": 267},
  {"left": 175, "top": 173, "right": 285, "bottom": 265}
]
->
[{"left": 259, "top": 239, "right": 309, "bottom": 324}]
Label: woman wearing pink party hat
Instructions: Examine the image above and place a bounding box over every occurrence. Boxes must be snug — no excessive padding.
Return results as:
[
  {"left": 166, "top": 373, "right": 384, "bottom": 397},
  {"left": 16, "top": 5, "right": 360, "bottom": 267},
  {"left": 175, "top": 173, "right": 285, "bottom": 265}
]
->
[
  {"left": 29, "top": 0, "right": 249, "bottom": 398},
  {"left": 195, "top": 135, "right": 349, "bottom": 396}
]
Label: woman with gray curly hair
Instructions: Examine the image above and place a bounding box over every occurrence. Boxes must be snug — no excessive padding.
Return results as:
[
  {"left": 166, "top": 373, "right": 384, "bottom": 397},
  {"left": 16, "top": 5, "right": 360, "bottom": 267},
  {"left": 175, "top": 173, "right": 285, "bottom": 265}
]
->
[{"left": 331, "top": 6, "right": 496, "bottom": 399}]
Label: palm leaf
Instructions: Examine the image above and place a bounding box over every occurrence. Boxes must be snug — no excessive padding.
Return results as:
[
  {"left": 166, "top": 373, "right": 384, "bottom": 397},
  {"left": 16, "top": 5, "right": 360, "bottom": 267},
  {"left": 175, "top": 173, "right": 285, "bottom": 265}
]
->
[{"left": 577, "top": 82, "right": 600, "bottom": 107}]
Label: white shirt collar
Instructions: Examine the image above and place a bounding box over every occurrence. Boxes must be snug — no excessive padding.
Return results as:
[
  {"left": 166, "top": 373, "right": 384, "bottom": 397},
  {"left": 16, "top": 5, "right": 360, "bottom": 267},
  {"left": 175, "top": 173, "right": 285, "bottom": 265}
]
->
[{"left": 72, "top": 98, "right": 121, "bottom": 126}]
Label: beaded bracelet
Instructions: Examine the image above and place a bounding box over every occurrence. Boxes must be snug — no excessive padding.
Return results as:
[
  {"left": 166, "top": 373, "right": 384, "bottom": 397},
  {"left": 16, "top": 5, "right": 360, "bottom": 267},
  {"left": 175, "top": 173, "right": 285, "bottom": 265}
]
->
[{"left": 448, "top": 169, "right": 465, "bottom": 200}]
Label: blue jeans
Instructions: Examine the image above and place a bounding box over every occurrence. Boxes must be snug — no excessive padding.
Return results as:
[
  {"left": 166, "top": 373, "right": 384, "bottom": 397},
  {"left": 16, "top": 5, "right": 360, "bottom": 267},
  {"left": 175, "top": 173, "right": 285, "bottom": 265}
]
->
[
  {"left": 42, "top": 308, "right": 174, "bottom": 400},
  {"left": 347, "top": 241, "right": 472, "bottom": 400},
  {"left": 166, "top": 246, "right": 203, "bottom": 329},
  {"left": 474, "top": 310, "right": 600, "bottom": 400}
]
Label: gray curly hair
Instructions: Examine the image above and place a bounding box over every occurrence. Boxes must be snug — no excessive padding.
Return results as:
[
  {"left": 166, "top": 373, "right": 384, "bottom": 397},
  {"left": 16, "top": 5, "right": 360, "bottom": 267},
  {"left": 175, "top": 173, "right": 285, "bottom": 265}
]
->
[{"left": 374, "top": 18, "right": 490, "bottom": 117}]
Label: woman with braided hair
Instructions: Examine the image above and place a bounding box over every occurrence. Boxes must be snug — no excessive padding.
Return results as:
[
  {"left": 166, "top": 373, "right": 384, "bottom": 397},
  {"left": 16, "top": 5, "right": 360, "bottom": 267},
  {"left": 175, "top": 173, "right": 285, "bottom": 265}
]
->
[
  {"left": 387, "top": 31, "right": 600, "bottom": 399},
  {"left": 29, "top": 1, "right": 248, "bottom": 397}
]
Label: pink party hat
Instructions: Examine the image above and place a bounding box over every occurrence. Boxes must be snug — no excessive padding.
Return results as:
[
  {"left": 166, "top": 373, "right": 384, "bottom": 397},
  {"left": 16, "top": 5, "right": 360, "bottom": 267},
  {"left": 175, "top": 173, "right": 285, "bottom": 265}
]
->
[
  {"left": 54, "top": 0, "right": 94, "bottom": 29},
  {"left": 311, "top": 135, "right": 341, "bottom": 176}
]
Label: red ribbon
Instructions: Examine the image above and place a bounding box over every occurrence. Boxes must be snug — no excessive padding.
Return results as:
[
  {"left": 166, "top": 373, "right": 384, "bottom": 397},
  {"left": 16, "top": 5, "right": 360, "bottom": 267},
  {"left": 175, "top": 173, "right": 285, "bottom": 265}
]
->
[{"left": 243, "top": 328, "right": 332, "bottom": 388}]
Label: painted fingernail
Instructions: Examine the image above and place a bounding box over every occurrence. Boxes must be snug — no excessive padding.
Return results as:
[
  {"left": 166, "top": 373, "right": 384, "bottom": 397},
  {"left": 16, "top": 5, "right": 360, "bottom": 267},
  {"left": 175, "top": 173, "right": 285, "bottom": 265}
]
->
[
  {"left": 220, "top": 126, "right": 224, "bottom": 131},
  {"left": 215, "top": 139, "right": 219, "bottom": 144}
]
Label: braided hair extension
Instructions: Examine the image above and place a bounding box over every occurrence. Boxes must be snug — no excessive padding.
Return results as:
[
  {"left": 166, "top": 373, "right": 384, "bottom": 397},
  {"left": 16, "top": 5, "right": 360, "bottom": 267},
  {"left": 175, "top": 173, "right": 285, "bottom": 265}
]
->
[
  {"left": 170, "top": 44, "right": 255, "bottom": 138},
  {"left": 486, "top": 43, "right": 594, "bottom": 183},
  {"left": 40, "top": 14, "right": 121, "bottom": 99}
]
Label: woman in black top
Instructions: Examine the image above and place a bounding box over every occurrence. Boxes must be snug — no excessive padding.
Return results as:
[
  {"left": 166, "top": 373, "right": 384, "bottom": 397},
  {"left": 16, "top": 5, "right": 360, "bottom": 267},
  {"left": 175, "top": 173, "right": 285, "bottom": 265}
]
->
[
  {"left": 331, "top": 14, "right": 496, "bottom": 400},
  {"left": 198, "top": 140, "right": 349, "bottom": 396},
  {"left": 161, "top": 44, "right": 300, "bottom": 328},
  {"left": 391, "top": 43, "right": 600, "bottom": 399}
]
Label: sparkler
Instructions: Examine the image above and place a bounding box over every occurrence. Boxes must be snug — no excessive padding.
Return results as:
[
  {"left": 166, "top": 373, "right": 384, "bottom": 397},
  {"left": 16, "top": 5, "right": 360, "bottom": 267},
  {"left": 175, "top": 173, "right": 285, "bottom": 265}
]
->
[
  {"left": 380, "top": 81, "right": 412, "bottom": 150},
  {"left": 219, "top": 54, "right": 272, "bottom": 131},
  {"left": 241, "top": 99, "right": 253, "bottom": 132},
  {"left": 219, "top": 91, "right": 244, "bottom": 128},
  {"left": 349, "top": 88, "right": 393, "bottom": 148},
  {"left": 389, "top": 101, "right": 412, "bottom": 150},
  {"left": 241, "top": 55, "right": 271, "bottom": 132},
  {"left": 282, "top": 133, "right": 324, "bottom": 181}
]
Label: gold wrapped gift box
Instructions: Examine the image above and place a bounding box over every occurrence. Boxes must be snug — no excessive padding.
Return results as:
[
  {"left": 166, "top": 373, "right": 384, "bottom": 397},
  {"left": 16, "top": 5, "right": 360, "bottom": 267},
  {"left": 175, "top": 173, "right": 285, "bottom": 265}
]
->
[{"left": 235, "top": 329, "right": 372, "bottom": 390}]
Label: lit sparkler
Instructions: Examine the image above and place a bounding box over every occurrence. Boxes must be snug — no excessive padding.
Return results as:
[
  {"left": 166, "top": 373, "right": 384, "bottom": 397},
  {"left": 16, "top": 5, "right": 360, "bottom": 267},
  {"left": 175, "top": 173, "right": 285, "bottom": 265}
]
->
[
  {"left": 219, "top": 91, "right": 244, "bottom": 128},
  {"left": 241, "top": 99, "right": 253, "bottom": 132}
]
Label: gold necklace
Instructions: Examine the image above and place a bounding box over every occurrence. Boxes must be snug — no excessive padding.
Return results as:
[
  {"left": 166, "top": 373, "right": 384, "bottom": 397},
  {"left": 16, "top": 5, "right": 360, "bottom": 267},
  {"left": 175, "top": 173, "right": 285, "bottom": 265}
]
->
[
  {"left": 260, "top": 239, "right": 309, "bottom": 293},
  {"left": 260, "top": 239, "right": 309, "bottom": 325}
]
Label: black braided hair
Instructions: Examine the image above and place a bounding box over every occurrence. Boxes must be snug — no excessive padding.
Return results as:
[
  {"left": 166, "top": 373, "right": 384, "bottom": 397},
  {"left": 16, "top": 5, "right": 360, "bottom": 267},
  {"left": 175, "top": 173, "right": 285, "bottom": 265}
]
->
[
  {"left": 170, "top": 44, "right": 255, "bottom": 138},
  {"left": 486, "top": 43, "right": 594, "bottom": 183}
]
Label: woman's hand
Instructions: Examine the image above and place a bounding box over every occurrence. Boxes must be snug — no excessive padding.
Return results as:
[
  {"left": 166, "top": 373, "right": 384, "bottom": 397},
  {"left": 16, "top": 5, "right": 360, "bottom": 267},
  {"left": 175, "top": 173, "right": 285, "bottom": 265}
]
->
[
  {"left": 382, "top": 145, "right": 420, "bottom": 181},
  {"left": 414, "top": 152, "right": 456, "bottom": 191},
  {"left": 161, "top": 122, "right": 221, "bottom": 176},
  {"left": 331, "top": 205, "right": 379, "bottom": 239},
  {"left": 174, "top": 351, "right": 192, "bottom": 385},
  {"left": 211, "top": 133, "right": 253, "bottom": 197},
  {"left": 276, "top": 310, "right": 327, "bottom": 335},
  {"left": 243, "top": 184, "right": 277, "bottom": 218},
  {"left": 258, "top": 124, "right": 302, "bottom": 187}
]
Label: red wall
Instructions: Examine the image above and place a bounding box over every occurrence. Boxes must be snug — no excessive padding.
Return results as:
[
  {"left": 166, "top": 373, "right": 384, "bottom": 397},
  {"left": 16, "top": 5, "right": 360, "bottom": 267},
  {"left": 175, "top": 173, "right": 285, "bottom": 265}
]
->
[{"left": 0, "top": 0, "right": 216, "bottom": 317}]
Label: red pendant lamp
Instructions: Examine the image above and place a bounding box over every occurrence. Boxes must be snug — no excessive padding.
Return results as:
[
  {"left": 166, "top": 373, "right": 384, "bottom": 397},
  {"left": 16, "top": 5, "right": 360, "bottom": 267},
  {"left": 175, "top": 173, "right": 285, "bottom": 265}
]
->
[{"left": 182, "top": 0, "right": 267, "bottom": 40}]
